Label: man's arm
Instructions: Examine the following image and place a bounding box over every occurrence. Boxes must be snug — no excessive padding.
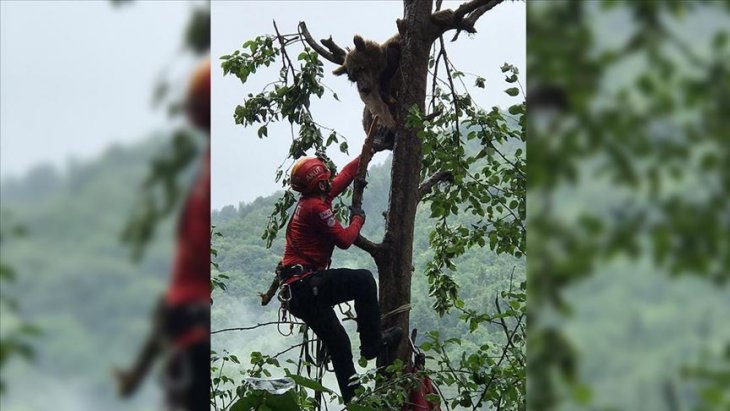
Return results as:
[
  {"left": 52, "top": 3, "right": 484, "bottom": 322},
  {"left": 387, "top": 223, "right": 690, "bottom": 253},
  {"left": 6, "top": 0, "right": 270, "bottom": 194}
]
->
[
  {"left": 329, "top": 156, "right": 361, "bottom": 198},
  {"left": 311, "top": 202, "right": 363, "bottom": 249}
]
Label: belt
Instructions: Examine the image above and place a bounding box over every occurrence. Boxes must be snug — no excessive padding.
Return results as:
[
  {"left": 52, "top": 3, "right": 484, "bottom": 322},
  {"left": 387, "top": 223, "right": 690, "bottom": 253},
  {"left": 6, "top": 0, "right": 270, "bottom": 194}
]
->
[{"left": 279, "top": 264, "right": 320, "bottom": 283}]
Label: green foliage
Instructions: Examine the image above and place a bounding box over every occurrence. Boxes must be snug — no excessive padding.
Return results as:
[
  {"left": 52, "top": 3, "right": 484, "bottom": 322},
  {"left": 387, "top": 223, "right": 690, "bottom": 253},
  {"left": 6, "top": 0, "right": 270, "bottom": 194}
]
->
[
  {"left": 1, "top": 135, "right": 178, "bottom": 408},
  {"left": 121, "top": 129, "right": 201, "bottom": 261},
  {"left": 221, "top": 34, "right": 350, "bottom": 247},
  {"left": 416, "top": 63, "right": 526, "bottom": 315},
  {"left": 185, "top": 6, "right": 210, "bottom": 55},
  {"left": 529, "top": 0, "right": 730, "bottom": 409},
  {"left": 0, "top": 214, "right": 40, "bottom": 397},
  {"left": 211, "top": 226, "right": 229, "bottom": 298}
]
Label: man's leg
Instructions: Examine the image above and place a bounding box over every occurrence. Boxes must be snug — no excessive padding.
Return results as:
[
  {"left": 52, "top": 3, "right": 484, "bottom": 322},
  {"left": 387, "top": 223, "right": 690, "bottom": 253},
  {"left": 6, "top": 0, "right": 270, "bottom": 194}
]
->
[
  {"left": 289, "top": 280, "right": 359, "bottom": 402},
  {"left": 301, "top": 305, "right": 359, "bottom": 402},
  {"left": 314, "top": 269, "right": 382, "bottom": 353}
]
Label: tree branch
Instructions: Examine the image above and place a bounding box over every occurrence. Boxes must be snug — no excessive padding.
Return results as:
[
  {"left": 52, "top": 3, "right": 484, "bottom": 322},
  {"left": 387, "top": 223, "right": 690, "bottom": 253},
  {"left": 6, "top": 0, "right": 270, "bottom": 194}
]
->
[
  {"left": 430, "top": 0, "right": 503, "bottom": 39},
  {"left": 297, "top": 21, "right": 345, "bottom": 64},
  {"left": 354, "top": 234, "right": 380, "bottom": 255},
  {"left": 439, "top": 36, "right": 461, "bottom": 144},
  {"left": 453, "top": 0, "right": 498, "bottom": 22},
  {"left": 320, "top": 36, "right": 347, "bottom": 61},
  {"left": 352, "top": 116, "right": 379, "bottom": 209},
  {"left": 351, "top": 117, "right": 384, "bottom": 258},
  {"left": 273, "top": 20, "right": 295, "bottom": 80},
  {"left": 418, "top": 170, "right": 453, "bottom": 201},
  {"left": 211, "top": 321, "right": 304, "bottom": 335},
  {"left": 259, "top": 275, "right": 280, "bottom": 305}
]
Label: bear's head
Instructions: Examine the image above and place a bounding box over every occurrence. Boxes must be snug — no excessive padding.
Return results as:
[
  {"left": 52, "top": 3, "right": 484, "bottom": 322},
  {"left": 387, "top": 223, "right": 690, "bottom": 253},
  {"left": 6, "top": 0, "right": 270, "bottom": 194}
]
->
[{"left": 333, "top": 35, "right": 398, "bottom": 99}]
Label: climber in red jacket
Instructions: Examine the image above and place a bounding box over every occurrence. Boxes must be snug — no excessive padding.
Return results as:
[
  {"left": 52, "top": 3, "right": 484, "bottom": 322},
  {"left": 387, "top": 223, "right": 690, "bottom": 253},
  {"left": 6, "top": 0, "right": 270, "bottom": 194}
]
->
[
  {"left": 114, "top": 57, "right": 210, "bottom": 411},
  {"left": 280, "top": 153, "right": 402, "bottom": 403}
]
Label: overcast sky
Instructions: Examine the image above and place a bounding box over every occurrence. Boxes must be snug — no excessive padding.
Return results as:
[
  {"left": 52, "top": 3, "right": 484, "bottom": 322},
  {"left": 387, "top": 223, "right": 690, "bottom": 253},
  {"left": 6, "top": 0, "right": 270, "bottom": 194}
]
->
[
  {"left": 0, "top": 1, "right": 193, "bottom": 179},
  {"left": 212, "top": 0, "right": 525, "bottom": 210},
  {"left": 0, "top": 1, "right": 525, "bottom": 211}
]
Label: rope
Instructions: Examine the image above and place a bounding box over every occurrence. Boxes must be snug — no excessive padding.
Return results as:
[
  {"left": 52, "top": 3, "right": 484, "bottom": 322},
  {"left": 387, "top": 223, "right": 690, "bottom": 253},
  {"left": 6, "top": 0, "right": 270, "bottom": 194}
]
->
[
  {"left": 277, "top": 305, "right": 294, "bottom": 337},
  {"left": 381, "top": 303, "right": 411, "bottom": 322}
]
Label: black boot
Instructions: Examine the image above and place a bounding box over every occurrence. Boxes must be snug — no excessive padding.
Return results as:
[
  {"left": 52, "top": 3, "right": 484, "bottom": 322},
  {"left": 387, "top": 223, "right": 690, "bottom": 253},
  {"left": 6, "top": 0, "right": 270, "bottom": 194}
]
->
[{"left": 360, "top": 326, "right": 403, "bottom": 360}]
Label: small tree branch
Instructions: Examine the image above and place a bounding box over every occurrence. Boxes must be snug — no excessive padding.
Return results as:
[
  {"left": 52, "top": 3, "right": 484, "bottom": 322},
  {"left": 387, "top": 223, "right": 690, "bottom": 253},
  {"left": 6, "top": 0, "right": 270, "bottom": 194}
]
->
[
  {"left": 259, "top": 275, "right": 280, "bottom": 305},
  {"left": 354, "top": 234, "right": 380, "bottom": 255},
  {"left": 272, "top": 339, "right": 318, "bottom": 359},
  {"left": 453, "top": 0, "right": 498, "bottom": 22},
  {"left": 297, "top": 21, "right": 345, "bottom": 64},
  {"left": 351, "top": 117, "right": 384, "bottom": 258},
  {"left": 430, "top": 0, "right": 503, "bottom": 40},
  {"left": 438, "top": 36, "right": 461, "bottom": 145},
  {"left": 273, "top": 20, "right": 295, "bottom": 80},
  {"left": 473, "top": 310, "right": 525, "bottom": 411},
  {"left": 211, "top": 320, "right": 304, "bottom": 335},
  {"left": 320, "top": 36, "right": 347, "bottom": 61},
  {"left": 352, "top": 116, "right": 379, "bottom": 209},
  {"left": 418, "top": 170, "right": 453, "bottom": 201}
]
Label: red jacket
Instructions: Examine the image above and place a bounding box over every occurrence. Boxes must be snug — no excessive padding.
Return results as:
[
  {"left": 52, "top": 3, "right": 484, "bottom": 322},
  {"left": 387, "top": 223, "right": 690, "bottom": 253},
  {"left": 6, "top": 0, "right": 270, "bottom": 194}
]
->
[
  {"left": 282, "top": 156, "right": 363, "bottom": 278},
  {"left": 165, "top": 149, "right": 211, "bottom": 306}
]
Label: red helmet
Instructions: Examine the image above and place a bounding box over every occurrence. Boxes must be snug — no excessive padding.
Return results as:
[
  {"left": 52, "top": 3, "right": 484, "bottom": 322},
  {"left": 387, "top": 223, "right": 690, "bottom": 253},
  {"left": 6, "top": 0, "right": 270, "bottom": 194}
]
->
[{"left": 290, "top": 156, "right": 331, "bottom": 193}]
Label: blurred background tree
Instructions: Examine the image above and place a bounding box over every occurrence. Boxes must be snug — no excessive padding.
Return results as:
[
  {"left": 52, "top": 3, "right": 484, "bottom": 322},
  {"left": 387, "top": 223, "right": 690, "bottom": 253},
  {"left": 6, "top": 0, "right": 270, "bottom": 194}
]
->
[{"left": 528, "top": 1, "right": 730, "bottom": 410}]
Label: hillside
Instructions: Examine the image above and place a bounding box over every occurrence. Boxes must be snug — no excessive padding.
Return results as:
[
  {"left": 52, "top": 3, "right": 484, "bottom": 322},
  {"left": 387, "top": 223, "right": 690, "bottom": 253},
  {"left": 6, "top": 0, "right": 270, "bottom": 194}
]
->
[{"left": 0, "top": 134, "right": 206, "bottom": 411}]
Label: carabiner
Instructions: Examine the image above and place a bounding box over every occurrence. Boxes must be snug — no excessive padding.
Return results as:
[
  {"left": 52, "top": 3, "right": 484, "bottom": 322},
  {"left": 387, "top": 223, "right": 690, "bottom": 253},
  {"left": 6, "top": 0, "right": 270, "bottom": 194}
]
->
[{"left": 278, "top": 283, "right": 292, "bottom": 303}]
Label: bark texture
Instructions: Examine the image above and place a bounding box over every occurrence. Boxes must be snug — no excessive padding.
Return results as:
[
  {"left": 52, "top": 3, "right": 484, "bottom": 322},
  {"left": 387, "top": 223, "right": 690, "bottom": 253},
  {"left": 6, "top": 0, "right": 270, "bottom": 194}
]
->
[{"left": 376, "top": 0, "right": 434, "bottom": 368}]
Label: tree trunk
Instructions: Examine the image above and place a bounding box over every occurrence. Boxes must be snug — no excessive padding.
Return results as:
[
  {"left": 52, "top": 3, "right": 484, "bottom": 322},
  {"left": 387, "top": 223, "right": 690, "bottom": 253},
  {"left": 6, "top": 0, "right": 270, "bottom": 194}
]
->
[{"left": 377, "top": 0, "right": 434, "bottom": 368}]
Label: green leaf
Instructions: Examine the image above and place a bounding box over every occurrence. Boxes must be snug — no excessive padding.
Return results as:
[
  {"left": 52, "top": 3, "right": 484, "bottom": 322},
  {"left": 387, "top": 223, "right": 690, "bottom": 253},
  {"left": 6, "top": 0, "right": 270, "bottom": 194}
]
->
[
  {"left": 263, "top": 391, "right": 300, "bottom": 411},
  {"left": 289, "top": 374, "right": 335, "bottom": 394},
  {"left": 231, "top": 393, "right": 259, "bottom": 411},
  {"left": 505, "top": 87, "right": 519, "bottom": 97},
  {"left": 508, "top": 104, "right": 523, "bottom": 115}
]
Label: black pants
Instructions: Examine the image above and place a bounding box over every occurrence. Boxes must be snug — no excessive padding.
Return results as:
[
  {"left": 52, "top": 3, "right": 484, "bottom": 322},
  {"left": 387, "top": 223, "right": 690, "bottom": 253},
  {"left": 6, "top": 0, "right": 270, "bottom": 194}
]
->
[
  {"left": 162, "top": 304, "right": 210, "bottom": 411},
  {"left": 287, "top": 268, "right": 381, "bottom": 403},
  {"left": 163, "top": 340, "right": 210, "bottom": 411}
]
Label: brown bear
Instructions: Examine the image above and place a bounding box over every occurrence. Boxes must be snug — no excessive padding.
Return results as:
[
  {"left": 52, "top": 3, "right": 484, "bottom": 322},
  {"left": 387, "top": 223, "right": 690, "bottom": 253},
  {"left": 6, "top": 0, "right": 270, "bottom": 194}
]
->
[{"left": 333, "top": 34, "right": 401, "bottom": 141}]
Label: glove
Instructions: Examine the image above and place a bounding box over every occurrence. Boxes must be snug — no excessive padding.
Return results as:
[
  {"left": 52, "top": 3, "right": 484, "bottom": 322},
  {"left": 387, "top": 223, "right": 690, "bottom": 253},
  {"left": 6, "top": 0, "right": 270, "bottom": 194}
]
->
[
  {"left": 349, "top": 206, "right": 366, "bottom": 224},
  {"left": 372, "top": 126, "right": 395, "bottom": 152}
]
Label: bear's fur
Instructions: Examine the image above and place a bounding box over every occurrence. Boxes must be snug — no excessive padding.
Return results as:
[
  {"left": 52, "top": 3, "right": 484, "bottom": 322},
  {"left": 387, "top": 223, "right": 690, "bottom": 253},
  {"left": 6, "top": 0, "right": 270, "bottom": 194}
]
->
[{"left": 333, "top": 34, "right": 401, "bottom": 133}]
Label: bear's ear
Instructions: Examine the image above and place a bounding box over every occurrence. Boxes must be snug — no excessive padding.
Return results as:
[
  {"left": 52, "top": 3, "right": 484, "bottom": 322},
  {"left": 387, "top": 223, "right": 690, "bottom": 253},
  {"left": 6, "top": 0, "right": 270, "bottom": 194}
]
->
[
  {"left": 333, "top": 65, "right": 348, "bottom": 76},
  {"left": 353, "top": 35, "right": 367, "bottom": 51}
]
